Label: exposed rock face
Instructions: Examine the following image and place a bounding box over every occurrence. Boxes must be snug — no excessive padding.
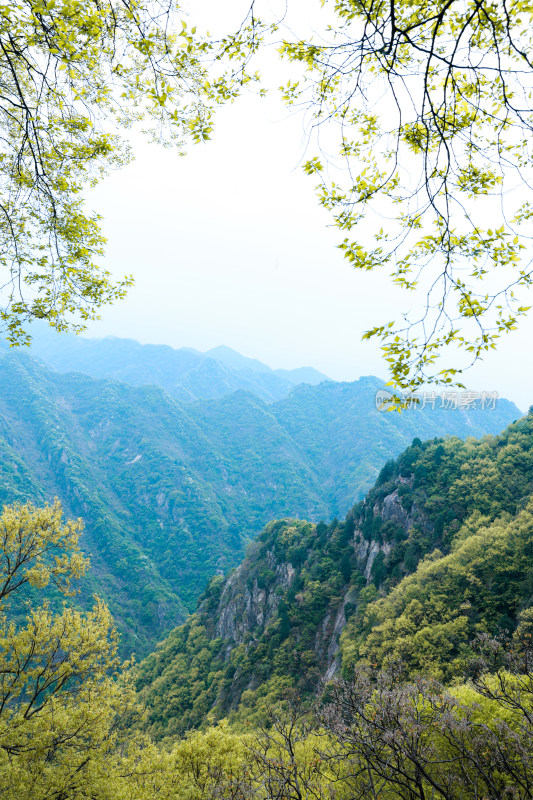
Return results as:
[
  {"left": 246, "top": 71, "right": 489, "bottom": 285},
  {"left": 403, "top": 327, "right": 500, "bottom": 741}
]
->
[
  {"left": 381, "top": 486, "right": 430, "bottom": 531},
  {"left": 136, "top": 468, "right": 438, "bottom": 737},
  {"left": 214, "top": 554, "right": 296, "bottom": 645},
  {"left": 359, "top": 539, "right": 382, "bottom": 581},
  {"left": 197, "top": 483, "right": 431, "bottom": 705},
  {"left": 331, "top": 479, "right": 437, "bottom": 670},
  {"left": 353, "top": 483, "right": 431, "bottom": 581},
  {"left": 137, "top": 414, "right": 533, "bottom": 741},
  {"left": 323, "top": 599, "right": 347, "bottom": 680}
]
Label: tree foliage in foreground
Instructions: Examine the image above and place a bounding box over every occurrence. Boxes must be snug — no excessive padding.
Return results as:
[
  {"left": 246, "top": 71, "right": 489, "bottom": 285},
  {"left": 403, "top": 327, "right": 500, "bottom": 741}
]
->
[
  {"left": 0, "top": 0, "right": 262, "bottom": 344},
  {"left": 0, "top": 499, "right": 172, "bottom": 800},
  {"left": 136, "top": 634, "right": 533, "bottom": 799},
  {"left": 185, "top": 629, "right": 533, "bottom": 800},
  {"left": 6, "top": 0, "right": 533, "bottom": 390},
  {"left": 318, "top": 632, "right": 533, "bottom": 800},
  {"left": 226, "top": 0, "right": 533, "bottom": 390},
  {"left": 3, "top": 495, "right": 533, "bottom": 800}
]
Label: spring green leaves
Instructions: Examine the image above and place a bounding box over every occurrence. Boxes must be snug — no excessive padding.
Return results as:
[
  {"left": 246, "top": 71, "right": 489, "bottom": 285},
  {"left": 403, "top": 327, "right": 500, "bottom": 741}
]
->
[
  {"left": 278, "top": 0, "right": 533, "bottom": 389},
  {"left": 0, "top": 0, "right": 267, "bottom": 345}
]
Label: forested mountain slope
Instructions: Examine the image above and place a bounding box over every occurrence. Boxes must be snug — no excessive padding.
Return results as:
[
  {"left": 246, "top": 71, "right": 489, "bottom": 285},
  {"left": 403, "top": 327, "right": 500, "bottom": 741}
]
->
[
  {"left": 23, "top": 329, "right": 329, "bottom": 403},
  {"left": 136, "top": 412, "right": 533, "bottom": 739},
  {"left": 0, "top": 349, "right": 521, "bottom": 656}
]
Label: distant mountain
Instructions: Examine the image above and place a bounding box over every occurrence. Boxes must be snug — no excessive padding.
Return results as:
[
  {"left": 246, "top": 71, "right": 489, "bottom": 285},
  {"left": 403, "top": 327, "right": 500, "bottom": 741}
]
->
[
  {"left": 274, "top": 366, "right": 328, "bottom": 385},
  {"left": 205, "top": 345, "right": 273, "bottom": 374},
  {"left": 206, "top": 345, "right": 328, "bottom": 387},
  {"left": 23, "top": 329, "right": 329, "bottom": 403},
  {"left": 0, "top": 348, "right": 522, "bottom": 657}
]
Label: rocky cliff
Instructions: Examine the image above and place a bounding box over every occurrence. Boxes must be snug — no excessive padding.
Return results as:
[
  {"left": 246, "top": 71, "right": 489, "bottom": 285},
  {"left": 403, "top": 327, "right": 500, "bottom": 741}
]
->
[{"left": 136, "top": 412, "right": 533, "bottom": 739}]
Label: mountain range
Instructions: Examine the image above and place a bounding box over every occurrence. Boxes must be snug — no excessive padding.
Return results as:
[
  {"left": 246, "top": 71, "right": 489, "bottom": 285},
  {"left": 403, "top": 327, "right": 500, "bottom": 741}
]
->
[
  {"left": 0, "top": 337, "right": 522, "bottom": 657},
  {"left": 21, "top": 328, "right": 329, "bottom": 404}
]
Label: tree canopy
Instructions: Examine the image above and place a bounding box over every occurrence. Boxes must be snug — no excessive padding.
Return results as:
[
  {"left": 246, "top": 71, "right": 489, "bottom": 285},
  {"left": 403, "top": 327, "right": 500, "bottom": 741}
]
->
[
  {"left": 0, "top": 0, "right": 260, "bottom": 345},
  {"left": 4, "top": 0, "right": 533, "bottom": 386},
  {"left": 0, "top": 499, "right": 188, "bottom": 800},
  {"left": 228, "top": 0, "right": 533, "bottom": 390},
  {"left": 0, "top": 500, "right": 124, "bottom": 798}
]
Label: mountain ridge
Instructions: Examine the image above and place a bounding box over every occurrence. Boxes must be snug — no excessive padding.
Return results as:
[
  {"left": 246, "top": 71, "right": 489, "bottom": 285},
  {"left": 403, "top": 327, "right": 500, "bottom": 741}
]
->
[
  {"left": 0, "top": 347, "right": 522, "bottom": 657},
  {"left": 135, "top": 411, "right": 533, "bottom": 739},
  {"left": 21, "top": 329, "right": 330, "bottom": 404}
]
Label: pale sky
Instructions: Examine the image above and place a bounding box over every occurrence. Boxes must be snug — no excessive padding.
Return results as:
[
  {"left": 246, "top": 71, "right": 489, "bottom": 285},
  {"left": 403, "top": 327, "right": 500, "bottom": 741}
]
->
[{"left": 81, "top": 0, "right": 533, "bottom": 413}]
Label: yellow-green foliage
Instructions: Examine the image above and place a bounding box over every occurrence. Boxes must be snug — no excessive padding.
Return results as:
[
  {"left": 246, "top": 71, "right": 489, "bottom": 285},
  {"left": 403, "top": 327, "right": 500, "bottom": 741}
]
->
[
  {"left": 452, "top": 674, "right": 531, "bottom": 731},
  {"left": 164, "top": 675, "right": 533, "bottom": 800},
  {"left": 0, "top": 498, "right": 88, "bottom": 595},
  {"left": 0, "top": 498, "right": 260, "bottom": 800},
  {"left": 0, "top": 489, "right": 531, "bottom": 800},
  {"left": 341, "top": 500, "right": 533, "bottom": 680},
  {"left": 0, "top": 0, "right": 263, "bottom": 344},
  {"left": 136, "top": 517, "right": 358, "bottom": 739},
  {"left": 137, "top": 415, "right": 533, "bottom": 739},
  {"left": 276, "top": 0, "right": 533, "bottom": 388},
  {"left": 0, "top": 500, "right": 172, "bottom": 800},
  {"left": 167, "top": 722, "right": 250, "bottom": 799},
  {"left": 317, "top": 655, "right": 533, "bottom": 800}
]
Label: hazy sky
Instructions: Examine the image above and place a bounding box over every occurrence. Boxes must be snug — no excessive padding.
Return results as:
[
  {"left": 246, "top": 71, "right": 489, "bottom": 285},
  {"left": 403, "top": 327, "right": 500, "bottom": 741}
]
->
[{"left": 81, "top": 0, "right": 533, "bottom": 412}]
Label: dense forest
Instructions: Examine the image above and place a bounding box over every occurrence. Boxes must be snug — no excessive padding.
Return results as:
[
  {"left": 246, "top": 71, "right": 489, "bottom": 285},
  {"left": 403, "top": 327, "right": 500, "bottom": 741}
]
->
[
  {"left": 136, "top": 412, "right": 533, "bottom": 739},
  {"left": 3, "top": 0, "right": 533, "bottom": 794},
  {"left": 6, "top": 410, "right": 533, "bottom": 800},
  {"left": 0, "top": 346, "right": 517, "bottom": 656}
]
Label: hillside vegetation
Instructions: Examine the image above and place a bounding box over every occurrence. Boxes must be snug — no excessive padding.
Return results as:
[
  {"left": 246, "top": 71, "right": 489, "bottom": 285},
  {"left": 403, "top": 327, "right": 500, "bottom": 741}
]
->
[
  {"left": 0, "top": 349, "right": 517, "bottom": 656},
  {"left": 4, "top": 492, "right": 533, "bottom": 800},
  {"left": 136, "top": 412, "right": 533, "bottom": 739},
  {"left": 4, "top": 447, "right": 533, "bottom": 800}
]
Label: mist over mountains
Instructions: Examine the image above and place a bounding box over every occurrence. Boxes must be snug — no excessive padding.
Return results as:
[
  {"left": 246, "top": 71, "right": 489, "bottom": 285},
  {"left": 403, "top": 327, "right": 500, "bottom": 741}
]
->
[
  {"left": 0, "top": 335, "right": 522, "bottom": 656},
  {"left": 23, "top": 328, "right": 329, "bottom": 404}
]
